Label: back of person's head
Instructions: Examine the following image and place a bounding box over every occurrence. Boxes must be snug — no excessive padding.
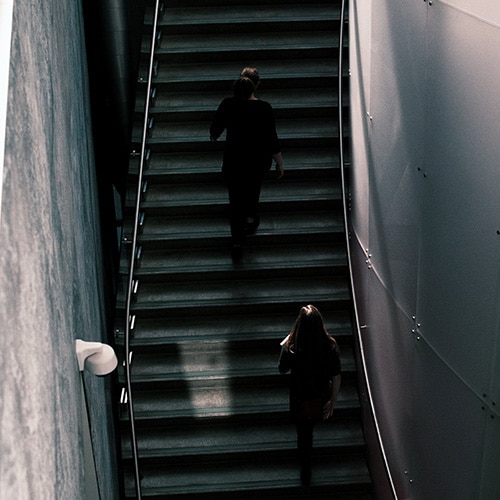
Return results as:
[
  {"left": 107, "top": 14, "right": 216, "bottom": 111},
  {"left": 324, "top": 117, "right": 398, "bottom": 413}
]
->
[
  {"left": 240, "top": 67, "right": 260, "bottom": 88},
  {"left": 233, "top": 77, "right": 256, "bottom": 99},
  {"left": 296, "top": 305, "right": 324, "bottom": 346},
  {"left": 289, "top": 305, "right": 330, "bottom": 353}
]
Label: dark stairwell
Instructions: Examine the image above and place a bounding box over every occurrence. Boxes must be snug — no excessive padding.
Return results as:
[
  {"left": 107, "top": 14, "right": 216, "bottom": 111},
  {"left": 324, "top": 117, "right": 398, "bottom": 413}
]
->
[{"left": 116, "top": 0, "right": 372, "bottom": 498}]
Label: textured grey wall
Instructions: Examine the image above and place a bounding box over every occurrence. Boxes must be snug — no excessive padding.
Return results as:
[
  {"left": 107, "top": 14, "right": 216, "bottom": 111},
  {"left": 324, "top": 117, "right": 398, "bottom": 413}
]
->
[
  {"left": 0, "top": 1, "right": 118, "bottom": 498},
  {"left": 349, "top": 1, "right": 500, "bottom": 499}
]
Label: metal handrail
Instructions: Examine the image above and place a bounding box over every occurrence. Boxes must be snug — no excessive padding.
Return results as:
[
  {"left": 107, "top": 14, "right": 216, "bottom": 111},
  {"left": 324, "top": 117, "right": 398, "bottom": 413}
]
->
[
  {"left": 123, "top": 1, "right": 162, "bottom": 498},
  {"left": 337, "top": 1, "right": 398, "bottom": 498}
]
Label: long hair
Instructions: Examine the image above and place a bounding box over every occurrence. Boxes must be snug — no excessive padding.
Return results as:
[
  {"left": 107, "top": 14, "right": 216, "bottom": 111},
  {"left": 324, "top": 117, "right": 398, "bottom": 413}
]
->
[{"left": 285, "top": 305, "right": 336, "bottom": 356}]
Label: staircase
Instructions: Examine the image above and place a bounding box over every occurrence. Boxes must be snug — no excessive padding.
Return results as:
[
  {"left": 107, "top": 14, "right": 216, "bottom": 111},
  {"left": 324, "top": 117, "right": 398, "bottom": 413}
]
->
[{"left": 116, "top": 0, "right": 371, "bottom": 498}]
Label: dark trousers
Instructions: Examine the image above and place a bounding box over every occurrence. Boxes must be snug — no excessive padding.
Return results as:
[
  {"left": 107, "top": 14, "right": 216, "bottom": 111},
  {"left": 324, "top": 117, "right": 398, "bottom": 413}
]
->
[
  {"left": 225, "top": 173, "right": 262, "bottom": 244},
  {"left": 296, "top": 419, "right": 315, "bottom": 469}
]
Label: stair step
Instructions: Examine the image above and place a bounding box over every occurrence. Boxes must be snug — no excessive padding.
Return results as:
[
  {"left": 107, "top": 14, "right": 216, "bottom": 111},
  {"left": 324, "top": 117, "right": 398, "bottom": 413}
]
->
[
  {"left": 129, "top": 377, "right": 359, "bottom": 419},
  {"left": 122, "top": 417, "right": 362, "bottom": 460},
  {"left": 146, "top": 4, "right": 341, "bottom": 33},
  {"left": 124, "top": 210, "right": 345, "bottom": 246},
  {"left": 138, "top": 59, "right": 341, "bottom": 90},
  {"left": 138, "top": 57, "right": 349, "bottom": 94},
  {"left": 123, "top": 454, "right": 371, "bottom": 499},
  {"left": 126, "top": 273, "right": 349, "bottom": 316},
  {"left": 124, "top": 334, "right": 353, "bottom": 357},
  {"left": 132, "top": 117, "right": 343, "bottom": 153},
  {"left": 119, "top": 310, "right": 353, "bottom": 346},
  {"left": 137, "top": 88, "right": 341, "bottom": 119},
  {"left": 130, "top": 179, "right": 341, "bottom": 213},
  {"left": 147, "top": 0, "right": 340, "bottom": 7},
  {"left": 145, "top": 31, "right": 339, "bottom": 64},
  {"left": 129, "top": 148, "right": 341, "bottom": 182},
  {"left": 122, "top": 341, "right": 355, "bottom": 384},
  {"left": 125, "top": 241, "right": 347, "bottom": 279}
]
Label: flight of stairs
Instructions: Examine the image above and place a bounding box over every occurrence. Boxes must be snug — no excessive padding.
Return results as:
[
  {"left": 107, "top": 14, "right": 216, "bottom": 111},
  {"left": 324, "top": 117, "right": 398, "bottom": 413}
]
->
[{"left": 116, "top": 1, "right": 372, "bottom": 498}]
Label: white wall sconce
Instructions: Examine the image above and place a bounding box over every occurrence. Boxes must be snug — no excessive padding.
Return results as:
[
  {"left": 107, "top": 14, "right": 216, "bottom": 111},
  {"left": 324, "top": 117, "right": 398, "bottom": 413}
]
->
[{"left": 75, "top": 339, "right": 118, "bottom": 376}]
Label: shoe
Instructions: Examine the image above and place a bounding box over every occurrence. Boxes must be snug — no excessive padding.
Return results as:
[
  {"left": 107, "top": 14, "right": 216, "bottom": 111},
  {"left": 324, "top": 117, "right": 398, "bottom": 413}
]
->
[
  {"left": 245, "top": 216, "right": 260, "bottom": 236},
  {"left": 231, "top": 243, "right": 243, "bottom": 262},
  {"left": 300, "top": 465, "right": 311, "bottom": 486}
]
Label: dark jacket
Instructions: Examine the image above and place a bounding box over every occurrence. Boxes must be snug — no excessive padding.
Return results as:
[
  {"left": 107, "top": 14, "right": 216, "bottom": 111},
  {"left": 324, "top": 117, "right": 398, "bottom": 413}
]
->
[{"left": 210, "top": 97, "right": 280, "bottom": 176}]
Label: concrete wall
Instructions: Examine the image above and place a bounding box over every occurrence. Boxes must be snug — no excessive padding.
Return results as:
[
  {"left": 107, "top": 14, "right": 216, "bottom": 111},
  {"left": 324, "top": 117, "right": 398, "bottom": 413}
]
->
[
  {"left": 0, "top": 1, "right": 119, "bottom": 498},
  {"left": 349, "top": 1, "right": 500, "bottom": 499}
]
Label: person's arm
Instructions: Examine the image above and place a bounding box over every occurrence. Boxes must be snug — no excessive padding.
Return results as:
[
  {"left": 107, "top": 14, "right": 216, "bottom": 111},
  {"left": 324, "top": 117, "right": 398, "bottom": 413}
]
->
[
  {"left": 322, "top": 374, "right": 341, "bottom": 420},
  {"left": 210, "top": 99, "right": 227, "bottom": 141},
  {"left": 272, "top": 152, "right": 284, "bottom": 179},
  {"left": 265, "top": 102, "right": 283, "bottom": 179},
  {"left": 278, "top": 345, "right": 291, "bottom": 374}
]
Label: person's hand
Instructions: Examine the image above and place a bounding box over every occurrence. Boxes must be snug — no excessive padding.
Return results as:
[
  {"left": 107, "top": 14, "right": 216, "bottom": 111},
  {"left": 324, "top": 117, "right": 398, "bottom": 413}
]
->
[
  {"left": 275, "top": 162, "right": 284, "bottom": 179},
  {"left": 322, "top": 400, "right": 335, "bottom": 421}
]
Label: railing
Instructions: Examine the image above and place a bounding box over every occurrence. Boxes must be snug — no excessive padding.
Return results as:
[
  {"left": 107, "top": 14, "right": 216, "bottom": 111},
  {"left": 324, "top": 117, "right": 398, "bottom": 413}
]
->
[
  {"left": 122, "top": 1, "right": 163, "bottom": 498},
  {"left": 337, "top": 1, "right": 398, "bottom": 498}
]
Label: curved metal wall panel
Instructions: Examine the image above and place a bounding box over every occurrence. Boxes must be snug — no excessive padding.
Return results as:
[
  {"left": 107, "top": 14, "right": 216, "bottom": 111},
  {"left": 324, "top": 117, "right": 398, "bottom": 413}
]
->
[
  {"left": 349, "top": 0, "right": 500, "bottom": 498},
  {"left": 419, "top": 2, "right": 500, "bottom": 397},
  {"left": 348, "top": 0, "right": 372, "bottom": 252}
]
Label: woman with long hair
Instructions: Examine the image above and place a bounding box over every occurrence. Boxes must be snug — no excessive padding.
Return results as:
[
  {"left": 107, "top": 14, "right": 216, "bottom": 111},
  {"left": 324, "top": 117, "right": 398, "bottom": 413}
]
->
[{"left": 279, "top": 305, "right": 341, "bottom": 486}]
